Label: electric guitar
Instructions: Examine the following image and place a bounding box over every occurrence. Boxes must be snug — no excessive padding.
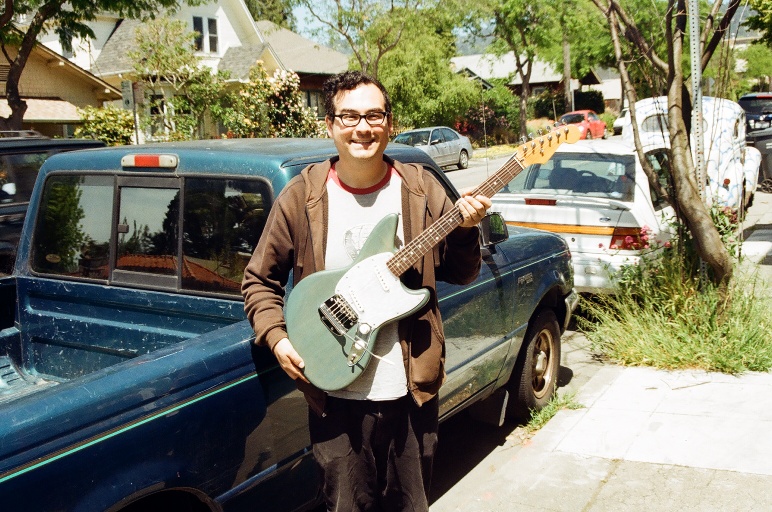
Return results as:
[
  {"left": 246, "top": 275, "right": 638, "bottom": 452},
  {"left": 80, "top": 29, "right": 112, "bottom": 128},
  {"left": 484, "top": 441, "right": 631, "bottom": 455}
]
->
[{"left": 285, "top": 124, "right": 580, "bottom": 390}]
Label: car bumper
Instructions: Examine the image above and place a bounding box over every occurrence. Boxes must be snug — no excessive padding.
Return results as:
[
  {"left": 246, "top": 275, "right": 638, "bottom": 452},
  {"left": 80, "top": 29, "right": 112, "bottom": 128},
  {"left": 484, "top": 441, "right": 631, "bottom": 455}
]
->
[{"left": 571, "top": 251, "right": 642, "bottom": 294}]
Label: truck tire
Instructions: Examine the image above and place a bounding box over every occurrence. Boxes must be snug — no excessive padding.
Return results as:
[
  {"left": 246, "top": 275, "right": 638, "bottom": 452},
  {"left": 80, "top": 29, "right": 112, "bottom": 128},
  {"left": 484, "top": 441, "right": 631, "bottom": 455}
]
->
[{"left": 506, "top": 309, "right": 561, "bottom": 421}]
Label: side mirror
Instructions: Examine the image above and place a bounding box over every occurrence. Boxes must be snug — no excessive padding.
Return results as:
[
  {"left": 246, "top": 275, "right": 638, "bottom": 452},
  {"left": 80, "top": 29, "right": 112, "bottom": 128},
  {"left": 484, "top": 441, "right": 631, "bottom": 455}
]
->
[{"left": 479, "top": 212, "right": 508, "bottom": 247}]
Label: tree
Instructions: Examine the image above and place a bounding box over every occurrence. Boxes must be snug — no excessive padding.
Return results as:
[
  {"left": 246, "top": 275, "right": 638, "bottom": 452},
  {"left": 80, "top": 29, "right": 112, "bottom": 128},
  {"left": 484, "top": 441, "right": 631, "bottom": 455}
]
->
[
  {"left": 468, "top": 0, "right": 557, "bottom": 135},
  {"left": 128, "top": 16, "right": 229, "bottom": 140},
  {"left": 739, "top": 43, "right": 772, "bottom": 93},
  {"left": 296, "top": 0, "right": 430, "bottom": 79},
  {"left": 244, "top": 0, "right": 296, "bottom": 28},
  {"left": 744, "top": 0, "right": 772, "bottom": 47},
  {"left": 377, "top": 6, "right": 479, "bottom": 129},
  {"left": 0, "top": 0, "right": 187, "bottom": 130},
  {"left": 591, "top": 0, "right": 743, "bottom": 288}
]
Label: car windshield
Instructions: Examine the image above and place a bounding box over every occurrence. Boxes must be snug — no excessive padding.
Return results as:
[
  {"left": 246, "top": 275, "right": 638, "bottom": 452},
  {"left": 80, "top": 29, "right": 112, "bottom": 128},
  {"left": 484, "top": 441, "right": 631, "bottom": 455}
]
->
[
  {"left": 505, "top": 152, "right": 636, "bottom": 201},
  {"left": 560, "top": 114, "right": 585, "bottom": 124},
  {"left": 394, "top": 130, "right": 430, "bottom": 146},
  {"left": 738, "top": 97, "right": 772, "bottom": 114}
]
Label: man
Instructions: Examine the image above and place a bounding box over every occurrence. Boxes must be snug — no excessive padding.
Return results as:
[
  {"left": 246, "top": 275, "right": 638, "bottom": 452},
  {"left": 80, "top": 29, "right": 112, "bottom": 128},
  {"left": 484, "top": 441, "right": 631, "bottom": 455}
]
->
[{"left": 242, "top": 70, "right": 490, "bottom": 511}]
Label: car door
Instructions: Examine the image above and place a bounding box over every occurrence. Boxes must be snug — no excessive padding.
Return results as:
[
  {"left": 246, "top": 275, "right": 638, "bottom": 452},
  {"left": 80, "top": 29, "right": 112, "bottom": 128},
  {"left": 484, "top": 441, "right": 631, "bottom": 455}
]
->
[
  {"left": 423, "top": 166, "right": 517, "bottom": 418},
  {"left": 440, "top": 128, "right": 461, "bottom": 166},
  {"left": 588, "top": 112, "right": 604, "bottom": 138},
  {"left": 429, "top": 128, "right": 451, "bottom": 166}
]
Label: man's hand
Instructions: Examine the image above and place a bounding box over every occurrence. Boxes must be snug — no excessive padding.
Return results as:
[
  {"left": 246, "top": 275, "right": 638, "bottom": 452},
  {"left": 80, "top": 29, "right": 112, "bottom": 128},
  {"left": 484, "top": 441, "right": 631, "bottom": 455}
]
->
[
  {"left": 272, "top": 337, "right": 309, "bottom": 383},
  {"left": 456, "top": 193, "right": 492, "bottom": 228}
]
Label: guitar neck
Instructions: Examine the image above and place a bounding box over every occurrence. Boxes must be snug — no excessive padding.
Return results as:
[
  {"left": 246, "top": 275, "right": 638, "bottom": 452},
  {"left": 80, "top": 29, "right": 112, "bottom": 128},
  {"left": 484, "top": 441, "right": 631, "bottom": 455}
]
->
[
  {"left": 386, "top": 124, "right": 578, "bottom": 278},
  {"left": 386, "top": 153, "right": 527, "bottom": 277}
]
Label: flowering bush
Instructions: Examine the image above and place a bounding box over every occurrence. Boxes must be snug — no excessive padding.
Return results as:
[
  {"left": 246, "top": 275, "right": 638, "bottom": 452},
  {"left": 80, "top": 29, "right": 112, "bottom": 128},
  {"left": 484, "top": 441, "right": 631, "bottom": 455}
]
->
[{"left": 220, "top": 63, "right": 322, "bottom": 138}]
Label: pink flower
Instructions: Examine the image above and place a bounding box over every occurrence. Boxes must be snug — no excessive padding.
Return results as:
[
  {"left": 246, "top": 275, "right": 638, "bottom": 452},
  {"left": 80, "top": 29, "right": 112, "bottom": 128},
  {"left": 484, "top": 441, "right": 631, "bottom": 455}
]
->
[
  {"left": 664, "top": 241, "right": 672, "bottom": 248},
  {"left": 599, "top": 243, "right": 605, "bottom": 249},
  {"left": 610, "top": 244, "right": 618, "bottom": 250},
  {"left": 624, "top": 235, "right": 634, "bottom": 245}
]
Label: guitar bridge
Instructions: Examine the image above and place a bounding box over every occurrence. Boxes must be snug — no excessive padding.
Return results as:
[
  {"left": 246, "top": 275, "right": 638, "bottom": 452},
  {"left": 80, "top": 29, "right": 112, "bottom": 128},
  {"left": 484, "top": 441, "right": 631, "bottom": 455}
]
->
[{"left": 319, "top": 294, "right": 358, "bottom": 336}]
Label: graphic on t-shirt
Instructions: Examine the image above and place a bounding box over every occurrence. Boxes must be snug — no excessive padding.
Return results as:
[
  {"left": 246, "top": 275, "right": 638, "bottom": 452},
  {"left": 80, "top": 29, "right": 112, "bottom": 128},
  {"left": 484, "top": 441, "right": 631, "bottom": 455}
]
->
[{"left": 343, "top": 224, "right": 403, "bottom": 261}]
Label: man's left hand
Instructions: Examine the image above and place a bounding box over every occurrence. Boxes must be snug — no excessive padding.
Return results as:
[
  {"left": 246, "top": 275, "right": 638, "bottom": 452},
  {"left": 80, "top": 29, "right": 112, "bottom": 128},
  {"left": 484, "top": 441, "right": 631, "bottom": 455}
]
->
[{"left": 456, "top": 193, "right": 492, "bottom": 228}]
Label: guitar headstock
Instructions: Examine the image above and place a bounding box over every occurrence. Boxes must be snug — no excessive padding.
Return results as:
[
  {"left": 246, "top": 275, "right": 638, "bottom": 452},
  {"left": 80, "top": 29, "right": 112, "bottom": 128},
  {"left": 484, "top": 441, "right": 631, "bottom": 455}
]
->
[{"left": 515, "top": 124, "right": 580, "bottom": 165}]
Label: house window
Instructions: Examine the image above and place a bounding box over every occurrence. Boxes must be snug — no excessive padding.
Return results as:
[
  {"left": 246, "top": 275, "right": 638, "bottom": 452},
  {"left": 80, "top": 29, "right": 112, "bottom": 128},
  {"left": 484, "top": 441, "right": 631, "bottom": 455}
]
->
[
  {"left": 193, "top": 16, "right": 218, "bottom": 54},
  {"left": 306, "top": 90, "right": 325, "bottom": 118}
]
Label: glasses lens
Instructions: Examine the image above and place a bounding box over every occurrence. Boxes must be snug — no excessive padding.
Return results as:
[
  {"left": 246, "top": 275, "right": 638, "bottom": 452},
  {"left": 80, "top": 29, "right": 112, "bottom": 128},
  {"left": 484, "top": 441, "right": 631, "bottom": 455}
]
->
[
  {"left": 365, "top": 112, "right": 385, "bottom": 125},
  {"left": 340, "top": 114, "right": 360, "bottom": 126}
]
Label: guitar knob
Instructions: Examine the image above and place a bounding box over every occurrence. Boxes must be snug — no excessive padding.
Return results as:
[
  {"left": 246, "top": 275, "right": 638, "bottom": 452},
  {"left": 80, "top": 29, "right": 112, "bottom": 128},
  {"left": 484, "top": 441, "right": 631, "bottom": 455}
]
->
[{"left": 358, "top": 323, "right": 371, "bottom": 336}]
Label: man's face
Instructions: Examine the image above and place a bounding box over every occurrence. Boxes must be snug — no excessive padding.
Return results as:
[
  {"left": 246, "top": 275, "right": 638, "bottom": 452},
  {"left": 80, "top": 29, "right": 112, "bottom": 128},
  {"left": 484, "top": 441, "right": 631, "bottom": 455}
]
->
[{"left": 326, "top": 83, "right": 391, "bottom": 164}]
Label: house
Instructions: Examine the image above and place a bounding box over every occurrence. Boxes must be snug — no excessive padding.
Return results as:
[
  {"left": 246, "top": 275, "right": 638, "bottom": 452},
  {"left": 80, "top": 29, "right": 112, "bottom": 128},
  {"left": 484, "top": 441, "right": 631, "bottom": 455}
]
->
[
  {"left": 37, "top": 0, "right": 348, "bottom": 129},
  {"left": 451, "top": 52, "right": 605, "bottom": 110},
  {"left": 0, "top": 38, "right": 120, "bottom": 138}
]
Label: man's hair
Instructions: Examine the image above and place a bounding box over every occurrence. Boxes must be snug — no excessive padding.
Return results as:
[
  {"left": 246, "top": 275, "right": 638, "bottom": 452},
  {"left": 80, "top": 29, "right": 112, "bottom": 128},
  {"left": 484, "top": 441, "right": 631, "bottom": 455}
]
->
[{"left": 323, "top": 71, "right": 392, "bottom": 118}]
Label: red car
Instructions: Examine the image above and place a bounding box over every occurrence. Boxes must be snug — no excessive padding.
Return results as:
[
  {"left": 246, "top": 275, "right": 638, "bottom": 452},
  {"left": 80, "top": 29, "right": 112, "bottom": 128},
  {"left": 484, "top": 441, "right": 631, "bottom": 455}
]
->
[{"left": 559, "top": 110, "right": 607, "bottom": 140}]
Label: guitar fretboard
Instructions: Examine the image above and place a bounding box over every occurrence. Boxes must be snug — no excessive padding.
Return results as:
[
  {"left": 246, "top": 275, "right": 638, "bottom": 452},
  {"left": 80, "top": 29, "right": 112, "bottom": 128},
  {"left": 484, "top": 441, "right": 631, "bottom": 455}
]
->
[{"left": 386, "top": 150, "right": 529, "bottom": 277}]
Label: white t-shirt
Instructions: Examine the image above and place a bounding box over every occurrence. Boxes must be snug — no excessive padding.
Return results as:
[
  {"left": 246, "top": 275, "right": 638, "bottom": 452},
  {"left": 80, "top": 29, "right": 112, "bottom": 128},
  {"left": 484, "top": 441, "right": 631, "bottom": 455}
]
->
[{"left": 324, "top": 165, "right": 408, "bottom": 401}]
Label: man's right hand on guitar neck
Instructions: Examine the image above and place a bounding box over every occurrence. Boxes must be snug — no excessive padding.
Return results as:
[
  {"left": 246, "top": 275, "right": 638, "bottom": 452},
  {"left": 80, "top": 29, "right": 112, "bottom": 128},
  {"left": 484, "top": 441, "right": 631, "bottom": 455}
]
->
[{"left": 273, "top": 337, "right": 310, "bottom": 383}]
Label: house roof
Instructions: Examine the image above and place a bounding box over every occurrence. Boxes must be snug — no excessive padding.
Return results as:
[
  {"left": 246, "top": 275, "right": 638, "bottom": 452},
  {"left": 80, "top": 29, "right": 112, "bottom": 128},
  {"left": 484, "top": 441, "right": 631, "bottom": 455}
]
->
[
  {"left": 92, "top": 18, "right": 139, "bottom": 77},
  {"left": 218, "top": 43, "right": 272, "bottom": 80},
  {"left": 255, "top": 20, "right": 348, "bottom": 76},
  {"left": 451, "top": 52, "right": 601, "bottom": 86}
]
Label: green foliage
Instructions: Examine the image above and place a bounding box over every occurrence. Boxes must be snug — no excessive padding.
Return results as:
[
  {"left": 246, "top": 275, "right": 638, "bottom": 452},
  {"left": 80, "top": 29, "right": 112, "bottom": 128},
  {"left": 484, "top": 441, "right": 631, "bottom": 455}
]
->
[
  {"left": 128, "top": 16, "right": 229, "bottom": 141},
  {"left": 524, "top": 392, "right": 582, "bottom": 434},
  {"left": 744, "top": 0, "right": 772, "bottom": 47},
  {"left": 532, "top": 89, "right": 565, "bottom": 120},
  {"left": 243, "top": 0, "right": 296, "bottom": 28},
  {"left": 377, "top": 7, "right": 479, "bottom": 130},
  {"left": 219, "top": 63, "right": 322, "bottom": 138},
  {"left": 738, "top": 43, "right": 772, "bottom": 93},
  {"left": 583, "top": 210, "right": 772, "bottom": 374},
  {"left": 457, "top": 82, "right": 521, "bottom": 145},
  {"left": 36, "top": 178, "right": 85, "bottom": 273},
  {"left": 75, "top": 105, "right": 135, "bottom": 146}
]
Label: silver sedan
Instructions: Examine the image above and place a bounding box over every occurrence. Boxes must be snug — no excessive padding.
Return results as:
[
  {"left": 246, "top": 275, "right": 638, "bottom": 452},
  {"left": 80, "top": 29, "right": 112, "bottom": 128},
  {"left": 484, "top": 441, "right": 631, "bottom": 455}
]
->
[{"left": 392, "top": 126, "right": 473, "bottom": 169}]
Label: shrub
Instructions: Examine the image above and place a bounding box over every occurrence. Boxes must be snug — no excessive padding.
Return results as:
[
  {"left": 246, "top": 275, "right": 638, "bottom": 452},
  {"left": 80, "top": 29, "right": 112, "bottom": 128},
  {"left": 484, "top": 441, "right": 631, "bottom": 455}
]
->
[{"left": 75, "top": 105, "right": 134, "bottom": 146}]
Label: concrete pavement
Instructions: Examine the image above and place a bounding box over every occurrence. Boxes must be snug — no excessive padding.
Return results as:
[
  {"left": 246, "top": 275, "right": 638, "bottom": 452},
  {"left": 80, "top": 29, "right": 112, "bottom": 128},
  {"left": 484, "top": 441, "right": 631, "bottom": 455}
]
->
[{"left": 430, "top": 191, "right": 772, "bottom": 512}]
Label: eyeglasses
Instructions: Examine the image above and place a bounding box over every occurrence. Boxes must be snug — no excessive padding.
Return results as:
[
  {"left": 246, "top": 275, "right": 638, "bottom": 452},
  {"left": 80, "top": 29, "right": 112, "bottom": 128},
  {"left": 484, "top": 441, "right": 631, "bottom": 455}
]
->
[{"left": 332, "top": 111, "right": 390, "bottom": 127}]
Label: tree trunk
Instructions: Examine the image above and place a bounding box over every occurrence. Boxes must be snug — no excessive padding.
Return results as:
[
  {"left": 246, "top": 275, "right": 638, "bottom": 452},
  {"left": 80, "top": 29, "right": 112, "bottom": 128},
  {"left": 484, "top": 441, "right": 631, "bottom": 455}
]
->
[{"left": 563, "top": 36, "right": 571, "bottom": 112}]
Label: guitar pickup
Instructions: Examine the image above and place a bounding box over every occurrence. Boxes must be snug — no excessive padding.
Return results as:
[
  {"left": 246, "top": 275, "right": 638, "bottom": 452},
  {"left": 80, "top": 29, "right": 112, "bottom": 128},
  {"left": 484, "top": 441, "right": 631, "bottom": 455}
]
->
[{"left": 318, "top": 294, "right": 357, "bottom": 336}]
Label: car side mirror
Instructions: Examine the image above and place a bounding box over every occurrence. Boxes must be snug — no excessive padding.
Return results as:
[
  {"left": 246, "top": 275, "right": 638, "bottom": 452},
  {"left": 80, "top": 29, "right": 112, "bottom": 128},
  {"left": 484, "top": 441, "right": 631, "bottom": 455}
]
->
[{"left": 479, "top": 212, "right": 508, "bottom": 246}]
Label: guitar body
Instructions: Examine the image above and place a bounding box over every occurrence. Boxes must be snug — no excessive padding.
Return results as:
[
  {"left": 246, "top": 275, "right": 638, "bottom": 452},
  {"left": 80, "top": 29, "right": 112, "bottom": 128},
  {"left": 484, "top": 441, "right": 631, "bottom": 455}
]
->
[{"left": 285, "top": 214, "right": 430, "bottom": 391}]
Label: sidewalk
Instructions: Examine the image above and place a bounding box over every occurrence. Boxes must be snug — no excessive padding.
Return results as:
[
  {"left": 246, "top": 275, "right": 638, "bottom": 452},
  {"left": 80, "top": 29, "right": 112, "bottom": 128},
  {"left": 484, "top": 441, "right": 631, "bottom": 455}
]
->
[{"left": 431, "top": 192, "right": 772, "bottom": 512}]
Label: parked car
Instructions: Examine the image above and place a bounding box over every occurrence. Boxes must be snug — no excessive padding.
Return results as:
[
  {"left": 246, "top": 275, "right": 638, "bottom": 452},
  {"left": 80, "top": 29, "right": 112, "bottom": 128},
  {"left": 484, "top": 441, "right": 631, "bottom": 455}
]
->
[
  {"left": 491, "top": 139, "right": 675, "bottom": 294},
  {"left": 738, "top": 92, "right": 772, "bottom": 132},
  {"left": 622, "top": 96, "right": 761, "bottom": 211},
  {"left": 393, "top": 126, "right": 473, "bottom": 169},
  {"left": 0, "top": 137, "right": 577, "bottom": 511},
  {"left": 612, "top": 108, "right": 629, "bottom": 135},
  {"left": 559, "top": 110, "right": 607, "bottom": 140},
  {"left": 0, "top": 131, "right": 105, "bottom": 275}
]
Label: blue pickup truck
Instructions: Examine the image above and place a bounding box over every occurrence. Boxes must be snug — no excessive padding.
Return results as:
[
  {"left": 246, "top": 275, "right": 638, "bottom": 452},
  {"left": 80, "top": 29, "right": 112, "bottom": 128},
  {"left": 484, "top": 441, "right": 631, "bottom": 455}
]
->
[{"left": 0, "top": 138, "right": 576, "bottom": 511}]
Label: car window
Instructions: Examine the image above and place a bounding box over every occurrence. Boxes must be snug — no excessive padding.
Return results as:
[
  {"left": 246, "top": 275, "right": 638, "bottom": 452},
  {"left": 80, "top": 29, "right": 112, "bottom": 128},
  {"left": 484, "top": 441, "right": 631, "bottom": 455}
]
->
[
  {"left": 506, "top": 152, "right": 636, "bottom": 201},
  {"left": 32, "top": 174, "right": 271, "bottom": 298},
  {"left": 0, "top": 152, "right": 49, "bottom": 204},
  {"left": 644, "top": 149, "right": 672, "bottom": 211},
  {"left": 440, "top": 128, "right": 459, "bottom": 141},
  {"left": 394, "top": 130, "right": 430, "bottom": 146},
  {"left": 641, "top": 114, "right": 668, "bottom": 133},
  {"left": 589, "top": 113, "right": 599, "bottom": 121},
  {"left": 560, "top": 114, "right": 585, "bottom": 124},
  {"left": 430, "top": 130, "right": 444, "bottom": 144},
  {"left": 738, "top": 97, "right": 772, "bottom": 113}
]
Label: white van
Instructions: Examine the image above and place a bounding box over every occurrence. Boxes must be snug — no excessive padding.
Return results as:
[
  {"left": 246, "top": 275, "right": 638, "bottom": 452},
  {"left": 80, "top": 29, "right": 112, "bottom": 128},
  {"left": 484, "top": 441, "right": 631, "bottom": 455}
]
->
[{"left": 621, "top": 96, "right": 761, "bottom": 210}]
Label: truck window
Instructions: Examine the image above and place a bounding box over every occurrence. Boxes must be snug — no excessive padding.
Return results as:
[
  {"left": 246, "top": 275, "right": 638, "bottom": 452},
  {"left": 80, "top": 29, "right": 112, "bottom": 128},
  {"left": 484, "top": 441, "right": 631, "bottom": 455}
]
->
[
  {"left": 0, "top": 152, "right": 49, "bottom": 204},
  {"left": 181, "top": 178, "right": 269, "bottom": 295},
  {"left": 32, "top": 174, "right": 113, "bottom": 278},
  {"left": 32, "top": 174, "right": 270, "bottom": 298}
]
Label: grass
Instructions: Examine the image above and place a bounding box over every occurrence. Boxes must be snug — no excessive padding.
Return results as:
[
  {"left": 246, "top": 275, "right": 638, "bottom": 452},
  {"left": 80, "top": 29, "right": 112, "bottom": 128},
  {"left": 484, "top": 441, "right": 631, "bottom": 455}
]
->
[
  {"left": 580, "top": 246, "right": 772, "bottom": 374},
  {"left": 523, "top": 392, "right": 583, "bottom": 435}
]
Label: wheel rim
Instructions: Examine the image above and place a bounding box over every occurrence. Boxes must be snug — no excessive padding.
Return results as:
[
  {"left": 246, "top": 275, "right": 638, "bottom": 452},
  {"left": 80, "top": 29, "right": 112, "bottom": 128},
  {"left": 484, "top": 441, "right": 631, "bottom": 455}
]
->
[
  {"left": 459, "top": 151, "right": 468, "bottom": 168},
  {"left": 531, "top": 328, "right": 555, "bottom": 399}
]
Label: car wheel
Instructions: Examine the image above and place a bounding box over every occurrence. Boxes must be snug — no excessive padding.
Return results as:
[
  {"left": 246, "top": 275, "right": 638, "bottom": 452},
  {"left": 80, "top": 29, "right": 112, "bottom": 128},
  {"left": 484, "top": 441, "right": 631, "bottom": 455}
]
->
[
  {"left": 585, "top": 131, "right": 593, "bottom": 140},
  {"left": 457, "top": 150, "right": 469, "bottom": 169},
  {"left": 506, "top": 309, "right": 561, "bottom": 421},
  {"left": 602, "top": 129, "right": 608, "bottom": 139}
]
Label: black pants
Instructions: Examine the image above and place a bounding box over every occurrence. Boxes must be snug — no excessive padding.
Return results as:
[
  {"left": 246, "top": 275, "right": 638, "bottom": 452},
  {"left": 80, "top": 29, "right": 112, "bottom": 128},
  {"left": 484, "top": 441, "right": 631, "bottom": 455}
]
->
[{"left": 309, "top": 395, "right": 439, "bottom": 512}]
